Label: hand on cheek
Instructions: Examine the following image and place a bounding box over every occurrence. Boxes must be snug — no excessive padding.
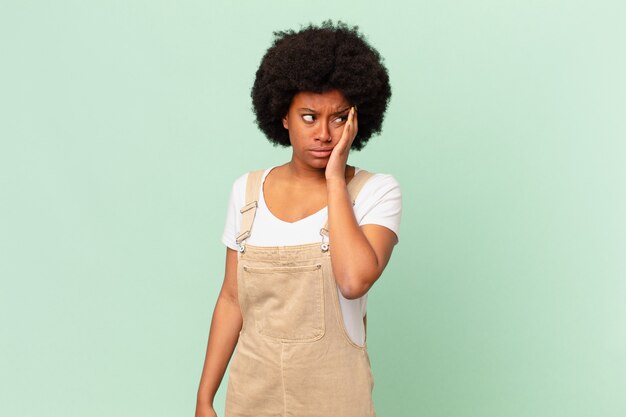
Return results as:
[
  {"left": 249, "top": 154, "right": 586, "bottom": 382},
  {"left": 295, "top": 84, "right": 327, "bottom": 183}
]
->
[{"left": 326, "top": 106, "right": 358, "bottom": 181}]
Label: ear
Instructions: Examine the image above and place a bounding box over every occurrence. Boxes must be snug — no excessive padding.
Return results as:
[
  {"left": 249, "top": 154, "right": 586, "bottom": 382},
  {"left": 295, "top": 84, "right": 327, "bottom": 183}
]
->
[{"left": 282, "top": 114, "right": 289, "bottom": 130}]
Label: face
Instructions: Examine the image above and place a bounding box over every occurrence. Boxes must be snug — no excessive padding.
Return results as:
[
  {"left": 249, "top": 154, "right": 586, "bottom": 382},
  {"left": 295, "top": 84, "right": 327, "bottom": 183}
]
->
[{"left": 282, "top": 89, "right": 352, "bottom": 169}]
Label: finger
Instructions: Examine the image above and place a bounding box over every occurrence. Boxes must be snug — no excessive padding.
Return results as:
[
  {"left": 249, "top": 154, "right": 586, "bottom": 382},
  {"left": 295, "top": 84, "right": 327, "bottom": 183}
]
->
[
  {"left": 346, "top": 106, "right": 357, "bottom": 148},
  {"left": 339, "top": 107, "right": 354, "bottom": 144},
  {"left": 352, "top": 106, "right": 358, "bottom": 137}
]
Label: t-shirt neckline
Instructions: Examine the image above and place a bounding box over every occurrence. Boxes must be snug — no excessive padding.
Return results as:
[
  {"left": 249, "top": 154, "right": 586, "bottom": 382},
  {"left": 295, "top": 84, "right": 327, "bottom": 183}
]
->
[
  {"left": 259, "top": 166, "right": 326, "bottom": 225},
  {"left": 259, "top": 165, "right": 360, "bottom": 225}
]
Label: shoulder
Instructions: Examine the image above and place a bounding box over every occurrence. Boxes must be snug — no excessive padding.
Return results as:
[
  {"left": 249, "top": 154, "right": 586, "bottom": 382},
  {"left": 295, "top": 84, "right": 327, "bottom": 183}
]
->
[
  {"left": 228, "top": 168, "right": 272, "bottom": 205},
  {"left": 231, "top": 171, "right": 250, "bottom": 192},
  {"left": 358, "top": 170, "right": 402, "bottom": 201},
  {"left": 368, "top": 172, "right": 400, "bottom": 188},
  {"left": 353, "top": 170, "right": 402, "bottom": 239},
  {"left": 226, "top": 172, "right": 249, "bottom": 207}
]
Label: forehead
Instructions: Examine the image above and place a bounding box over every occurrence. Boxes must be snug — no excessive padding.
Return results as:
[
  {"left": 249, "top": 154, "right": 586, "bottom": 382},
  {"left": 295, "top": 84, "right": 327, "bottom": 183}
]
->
[{"left": 290, "top": 89, "right": 349, "bottom": 111}]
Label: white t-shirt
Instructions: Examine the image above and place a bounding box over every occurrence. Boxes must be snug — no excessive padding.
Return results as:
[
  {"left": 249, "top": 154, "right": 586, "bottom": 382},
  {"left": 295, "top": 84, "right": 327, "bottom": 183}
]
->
[{"left": 222, "top": 166, "right": 402, "bottom": 345}]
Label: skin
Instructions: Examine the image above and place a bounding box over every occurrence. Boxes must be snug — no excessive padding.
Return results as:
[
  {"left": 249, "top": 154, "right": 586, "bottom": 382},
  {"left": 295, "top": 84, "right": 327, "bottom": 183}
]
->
[{"left": 195, "top": 89, "right": 398, "bottom": 416}]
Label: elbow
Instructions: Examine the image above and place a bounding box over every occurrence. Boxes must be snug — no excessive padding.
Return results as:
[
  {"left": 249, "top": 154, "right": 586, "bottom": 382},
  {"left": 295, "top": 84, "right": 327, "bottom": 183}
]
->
[
  {"left": 337, "top": 274, "right": 377, "bottom": 300},
  {"left": 218, "top": 288, "right": 240, "bottom": 307}
]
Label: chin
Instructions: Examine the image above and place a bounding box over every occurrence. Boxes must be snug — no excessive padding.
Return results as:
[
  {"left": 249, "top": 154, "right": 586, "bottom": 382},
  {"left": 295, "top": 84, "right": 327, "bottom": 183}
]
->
[{"left": 309, "top": 159, "right": 329, "bottom": 169}]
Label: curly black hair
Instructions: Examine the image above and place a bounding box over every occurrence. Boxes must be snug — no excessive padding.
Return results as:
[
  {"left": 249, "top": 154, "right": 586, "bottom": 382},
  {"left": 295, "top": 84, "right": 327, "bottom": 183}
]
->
[{"left": 251, "top": 20, "right": 391, "bottom": 151}]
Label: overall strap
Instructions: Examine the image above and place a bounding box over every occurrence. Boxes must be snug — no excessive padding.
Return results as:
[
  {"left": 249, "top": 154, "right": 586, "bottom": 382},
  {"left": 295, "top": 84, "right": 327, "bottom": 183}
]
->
[
  {"left": 236, "top": 169, "right": 265, "bottom": 251},
  {"left": 320, "top": 169, "right": 375, "bottom": 246}
]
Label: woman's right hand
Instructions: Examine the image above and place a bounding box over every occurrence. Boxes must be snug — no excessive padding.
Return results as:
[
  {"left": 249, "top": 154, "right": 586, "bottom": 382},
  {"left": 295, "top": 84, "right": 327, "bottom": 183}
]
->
[
  {"left": 195, "top": 248, "right": 242, "bottom": 417},
  {"left": 195, "top": 402, "right": 217, "bottom": 417}
]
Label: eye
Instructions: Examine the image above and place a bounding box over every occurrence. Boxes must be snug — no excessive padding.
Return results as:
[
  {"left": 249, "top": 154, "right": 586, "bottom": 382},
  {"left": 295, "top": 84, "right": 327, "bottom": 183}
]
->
[
  {"left": 334, "top": 114, "right": 349, "bottom": 124},
  {"left": 302, "top": 114, "right": 315, "bottom": 122}
]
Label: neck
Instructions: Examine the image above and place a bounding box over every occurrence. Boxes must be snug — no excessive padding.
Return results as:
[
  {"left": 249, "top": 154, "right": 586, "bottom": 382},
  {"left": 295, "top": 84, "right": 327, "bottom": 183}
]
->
[{"left": 286, "top": 159, "right": 326, "bottom": 183}]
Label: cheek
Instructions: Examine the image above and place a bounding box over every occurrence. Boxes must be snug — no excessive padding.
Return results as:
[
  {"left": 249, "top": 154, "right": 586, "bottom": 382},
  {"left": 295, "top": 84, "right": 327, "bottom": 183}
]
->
[
  {"left": 331, "top": 125, "right": 345, "bottom": 140},
  {"left": 287, "top": 127, "right": 304, "bottom": 147},
  {"left": 289, "top": 124, "right": 309, "bottom": 140}
]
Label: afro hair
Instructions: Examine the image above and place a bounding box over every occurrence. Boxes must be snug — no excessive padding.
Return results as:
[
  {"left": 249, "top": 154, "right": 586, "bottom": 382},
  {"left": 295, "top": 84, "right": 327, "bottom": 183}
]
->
[{"left": 251, "top": 20, "right": 391, "bottom": 151}]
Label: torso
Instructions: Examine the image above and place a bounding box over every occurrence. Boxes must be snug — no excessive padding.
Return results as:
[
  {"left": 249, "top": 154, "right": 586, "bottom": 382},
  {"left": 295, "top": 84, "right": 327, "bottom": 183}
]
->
[{"left": 263, "top": 164, "right": 356, "bottom": 223}]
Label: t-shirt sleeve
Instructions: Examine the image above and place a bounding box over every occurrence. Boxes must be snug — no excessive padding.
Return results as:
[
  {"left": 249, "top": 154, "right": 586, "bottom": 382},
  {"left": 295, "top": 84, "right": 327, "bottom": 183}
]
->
[
  {"left": 355, "top": 173, "right": 403, "bottom": 243},
  {"left": 221, "top": 173, "right": 248, "bottom": 250}
]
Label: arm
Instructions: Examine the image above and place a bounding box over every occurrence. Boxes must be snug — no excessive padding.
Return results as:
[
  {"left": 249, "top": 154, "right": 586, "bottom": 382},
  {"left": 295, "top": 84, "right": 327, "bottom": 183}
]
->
[
  {"left": 326, "top": 107, "right": 398, "bottom": 299},
  {"left": 195, "top": 248, "right": 242, "bottom": 416},
  {"left": 327, "top": 178, "right": 398, "bottom": 299}
]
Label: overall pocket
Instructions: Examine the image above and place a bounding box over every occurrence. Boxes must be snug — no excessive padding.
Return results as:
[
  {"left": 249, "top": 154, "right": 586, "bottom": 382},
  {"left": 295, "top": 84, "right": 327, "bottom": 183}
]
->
[{"left": 242, "top": 264, "right": 325, "bottom": 342}]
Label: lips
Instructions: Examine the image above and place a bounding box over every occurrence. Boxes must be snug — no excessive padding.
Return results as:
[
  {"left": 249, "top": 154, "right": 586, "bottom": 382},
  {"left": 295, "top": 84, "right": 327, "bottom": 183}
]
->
[{"left": 310, "top": 147, "right": 333, "bottom": 158}]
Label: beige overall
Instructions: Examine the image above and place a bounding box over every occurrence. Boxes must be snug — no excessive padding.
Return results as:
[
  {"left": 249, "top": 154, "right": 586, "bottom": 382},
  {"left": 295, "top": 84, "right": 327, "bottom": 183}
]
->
[{"left": 225, "top": 169, "right": 377, "bottom": 417}]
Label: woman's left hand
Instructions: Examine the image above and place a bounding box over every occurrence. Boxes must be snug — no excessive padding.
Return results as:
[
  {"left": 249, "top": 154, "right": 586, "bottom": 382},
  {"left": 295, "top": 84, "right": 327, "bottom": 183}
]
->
[{"left": 326, "top": 106, "right": 358, "bottom": 181}]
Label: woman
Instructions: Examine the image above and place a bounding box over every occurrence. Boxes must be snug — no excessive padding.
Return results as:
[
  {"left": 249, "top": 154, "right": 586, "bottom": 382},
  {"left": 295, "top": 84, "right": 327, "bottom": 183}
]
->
[{"left": 196, "top": 21, "right": 401, "bottom": 417}]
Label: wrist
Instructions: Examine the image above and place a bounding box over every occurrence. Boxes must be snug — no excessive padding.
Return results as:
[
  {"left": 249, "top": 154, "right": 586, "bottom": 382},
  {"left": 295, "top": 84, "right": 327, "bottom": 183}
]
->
[
  {"left": 326, "top": 176, "right": 347, "bottom": 187},
  {"left": 196, "top": 388, "right": 215, "bottom": 407},
  {"left": 324, "top": 162, "right": 347, "bottom": 179}
]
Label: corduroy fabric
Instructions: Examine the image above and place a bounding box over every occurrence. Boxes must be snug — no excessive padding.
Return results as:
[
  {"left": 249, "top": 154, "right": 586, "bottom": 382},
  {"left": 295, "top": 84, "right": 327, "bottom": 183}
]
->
[{"left": 225, "top": 170, "right": 377, "bottom": 417}]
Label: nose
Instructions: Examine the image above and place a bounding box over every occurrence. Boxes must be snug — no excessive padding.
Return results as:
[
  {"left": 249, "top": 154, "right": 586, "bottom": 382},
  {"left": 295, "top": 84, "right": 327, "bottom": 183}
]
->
[{"left": 316, "top": 121, "right": 332, "bottom": 142}]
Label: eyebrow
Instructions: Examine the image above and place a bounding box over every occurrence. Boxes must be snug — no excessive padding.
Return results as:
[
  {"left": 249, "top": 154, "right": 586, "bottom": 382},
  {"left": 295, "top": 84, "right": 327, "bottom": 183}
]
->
[{"left": 298, "top": 107, "right": 351, "bottom": 115}]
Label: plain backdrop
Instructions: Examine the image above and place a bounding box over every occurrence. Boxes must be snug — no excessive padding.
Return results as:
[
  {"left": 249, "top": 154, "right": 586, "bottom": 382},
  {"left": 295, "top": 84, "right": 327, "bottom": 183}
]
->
[{"left": 1, "top": 1, "right": 625, "bottom": 416}]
